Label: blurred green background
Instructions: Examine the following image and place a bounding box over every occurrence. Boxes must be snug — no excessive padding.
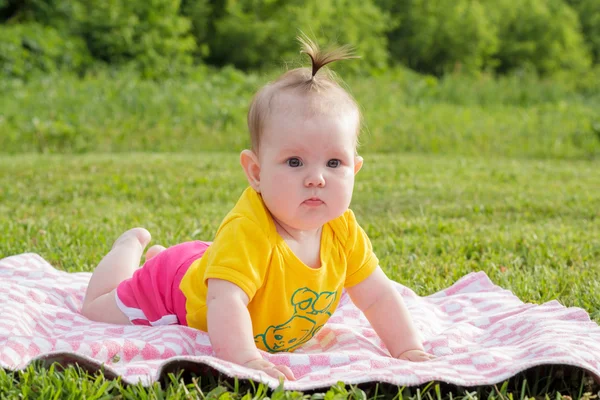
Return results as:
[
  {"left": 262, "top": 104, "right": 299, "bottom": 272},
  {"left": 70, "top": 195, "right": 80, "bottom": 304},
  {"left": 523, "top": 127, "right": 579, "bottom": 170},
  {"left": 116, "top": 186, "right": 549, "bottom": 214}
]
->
[
  {"left": 1, "top": 0, "right": 599, "bottom": 158},
  {"left": 2, "top": 0, "right": 600, "bottom": 78}
]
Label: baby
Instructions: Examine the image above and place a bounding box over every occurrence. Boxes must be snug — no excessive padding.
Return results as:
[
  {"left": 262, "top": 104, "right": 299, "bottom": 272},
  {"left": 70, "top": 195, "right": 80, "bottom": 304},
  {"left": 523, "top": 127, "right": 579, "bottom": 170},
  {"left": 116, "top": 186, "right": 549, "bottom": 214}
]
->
[{"left": 81, "top": 36, "right": 433, "bottom": 380}]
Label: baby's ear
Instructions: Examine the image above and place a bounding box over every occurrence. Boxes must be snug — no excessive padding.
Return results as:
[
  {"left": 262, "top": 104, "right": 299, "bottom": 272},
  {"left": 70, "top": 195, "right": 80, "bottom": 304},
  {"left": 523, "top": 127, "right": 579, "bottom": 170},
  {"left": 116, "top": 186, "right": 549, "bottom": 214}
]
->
[
  {"left": 240, "top": 149, "right": 261, "bottom": 192},
  {"left": 354, "top": 156, "right": 363, "bottom": 175}
]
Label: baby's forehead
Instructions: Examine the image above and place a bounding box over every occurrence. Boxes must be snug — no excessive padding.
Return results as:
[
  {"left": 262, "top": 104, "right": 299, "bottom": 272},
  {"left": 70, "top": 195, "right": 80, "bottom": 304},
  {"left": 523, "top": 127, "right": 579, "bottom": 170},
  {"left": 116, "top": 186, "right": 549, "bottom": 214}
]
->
[
  {"left": 253, "top": 86, "right": 361, "bottom": 154},
  {"left": 261, "top": 112, "right": 359, "bottom": 155},
  {"left": 268, "top": 88, "right": 358, "bottom": 119}
]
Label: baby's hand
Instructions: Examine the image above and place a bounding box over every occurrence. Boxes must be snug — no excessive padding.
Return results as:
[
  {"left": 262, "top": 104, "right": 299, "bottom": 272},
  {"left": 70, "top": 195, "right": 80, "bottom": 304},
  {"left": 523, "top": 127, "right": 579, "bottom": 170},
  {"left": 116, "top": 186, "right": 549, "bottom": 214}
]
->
[
  {"left": 396, "top": 349, "right": 435, "bottom": 362},
  {"left": 243, "top": 358, "right": 296, "bottom": 381}
]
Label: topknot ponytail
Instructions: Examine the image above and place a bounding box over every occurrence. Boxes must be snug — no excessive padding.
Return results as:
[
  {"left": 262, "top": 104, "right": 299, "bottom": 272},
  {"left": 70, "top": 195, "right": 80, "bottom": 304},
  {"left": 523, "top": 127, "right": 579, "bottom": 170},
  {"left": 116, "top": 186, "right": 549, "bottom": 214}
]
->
[{"left": 297, "top": 33, "right": 359, "bottom": 80}]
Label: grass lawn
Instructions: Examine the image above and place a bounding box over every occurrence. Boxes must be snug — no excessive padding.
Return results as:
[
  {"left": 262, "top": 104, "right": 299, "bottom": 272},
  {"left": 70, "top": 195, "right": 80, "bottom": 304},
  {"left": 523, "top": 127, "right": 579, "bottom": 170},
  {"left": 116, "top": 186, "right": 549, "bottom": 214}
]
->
[
  {"left": 0, "top": 152, "right": 599, "bottom": 398},
  {"left": 2, "top": 69, "right": 599, "bottom": 158}
]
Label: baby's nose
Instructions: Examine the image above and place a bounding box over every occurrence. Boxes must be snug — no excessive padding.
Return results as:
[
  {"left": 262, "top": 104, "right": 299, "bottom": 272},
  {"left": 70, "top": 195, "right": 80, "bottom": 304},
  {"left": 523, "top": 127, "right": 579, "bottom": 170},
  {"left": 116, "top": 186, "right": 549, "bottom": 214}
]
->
[{"left": 304, "top": 170, "right": 325, "bottom": 187}]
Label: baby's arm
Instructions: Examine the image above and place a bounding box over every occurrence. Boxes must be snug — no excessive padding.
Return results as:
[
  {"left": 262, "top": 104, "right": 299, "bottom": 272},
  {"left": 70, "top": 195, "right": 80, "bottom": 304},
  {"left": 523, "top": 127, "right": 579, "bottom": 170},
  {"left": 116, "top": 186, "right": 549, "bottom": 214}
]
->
[
  {"left": 346, "top": 267, "right": 433, "bottom": 362},
  {"left": 206, "top": 278, "right": 295, "bottom": 380}
]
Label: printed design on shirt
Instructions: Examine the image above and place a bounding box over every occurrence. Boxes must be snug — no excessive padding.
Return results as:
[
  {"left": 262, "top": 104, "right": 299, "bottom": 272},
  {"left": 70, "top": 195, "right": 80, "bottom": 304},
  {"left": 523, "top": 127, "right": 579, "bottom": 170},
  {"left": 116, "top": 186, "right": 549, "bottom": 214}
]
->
[{"left": 254, "top": 287, "right": 336, "bottom": 352}]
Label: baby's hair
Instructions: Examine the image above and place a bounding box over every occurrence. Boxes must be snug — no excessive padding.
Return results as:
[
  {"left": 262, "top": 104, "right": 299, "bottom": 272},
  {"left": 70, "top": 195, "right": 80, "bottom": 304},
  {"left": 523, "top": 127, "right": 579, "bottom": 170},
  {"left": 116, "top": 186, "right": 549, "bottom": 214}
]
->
[
  {"left": 296, "top": 34, "right": 359, "bottom": 85},
  {"left": 247, "top": 34, "right": 361, "bottom": 153}
]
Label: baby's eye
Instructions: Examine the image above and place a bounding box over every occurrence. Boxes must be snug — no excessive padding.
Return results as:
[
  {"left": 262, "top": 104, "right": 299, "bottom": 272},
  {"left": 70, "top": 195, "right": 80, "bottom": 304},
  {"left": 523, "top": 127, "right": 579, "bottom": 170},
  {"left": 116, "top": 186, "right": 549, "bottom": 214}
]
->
[
  {"left": 287, "top": 158, "right": 303, "bottom": 167},
  {"left": 327, "top": 159, "right": 341, "bottom": 168}
]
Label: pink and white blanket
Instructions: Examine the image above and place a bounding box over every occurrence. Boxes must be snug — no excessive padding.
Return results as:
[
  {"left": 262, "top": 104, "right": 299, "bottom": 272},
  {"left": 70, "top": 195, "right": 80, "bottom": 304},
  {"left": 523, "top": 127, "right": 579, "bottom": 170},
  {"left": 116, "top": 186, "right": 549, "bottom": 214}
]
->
[{"left": 1, "top": 253, "right": 600, "bottom": 390}]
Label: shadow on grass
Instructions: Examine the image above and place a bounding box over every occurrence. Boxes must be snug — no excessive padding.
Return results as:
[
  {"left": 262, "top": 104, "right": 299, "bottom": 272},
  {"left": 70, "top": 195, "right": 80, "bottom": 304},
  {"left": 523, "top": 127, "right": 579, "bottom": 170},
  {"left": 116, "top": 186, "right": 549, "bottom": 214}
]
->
[{"left": 157, "top": 361, "right": 599, "bottom": 399}]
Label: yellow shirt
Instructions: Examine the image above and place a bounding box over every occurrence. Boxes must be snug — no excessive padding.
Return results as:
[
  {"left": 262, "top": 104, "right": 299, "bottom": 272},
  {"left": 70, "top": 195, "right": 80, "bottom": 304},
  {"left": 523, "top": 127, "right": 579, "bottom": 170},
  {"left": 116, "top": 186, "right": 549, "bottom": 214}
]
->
[{"left": 179, "top": 187, "right": 379, "bottom": 352}]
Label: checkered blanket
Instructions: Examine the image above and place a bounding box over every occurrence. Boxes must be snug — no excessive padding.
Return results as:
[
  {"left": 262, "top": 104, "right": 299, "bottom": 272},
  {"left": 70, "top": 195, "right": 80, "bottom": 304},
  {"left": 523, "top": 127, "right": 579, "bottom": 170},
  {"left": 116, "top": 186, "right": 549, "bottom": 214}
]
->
[{"left": 1, "top": 253, "right": 600, "bottom": 390}]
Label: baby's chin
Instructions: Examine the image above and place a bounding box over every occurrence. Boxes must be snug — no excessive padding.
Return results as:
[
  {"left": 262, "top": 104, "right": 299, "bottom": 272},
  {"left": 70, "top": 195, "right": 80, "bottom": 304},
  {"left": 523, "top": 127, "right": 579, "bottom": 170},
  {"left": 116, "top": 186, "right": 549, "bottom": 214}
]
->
[{"left": 285, "top": 214, "right": 343, "bottom": 232}]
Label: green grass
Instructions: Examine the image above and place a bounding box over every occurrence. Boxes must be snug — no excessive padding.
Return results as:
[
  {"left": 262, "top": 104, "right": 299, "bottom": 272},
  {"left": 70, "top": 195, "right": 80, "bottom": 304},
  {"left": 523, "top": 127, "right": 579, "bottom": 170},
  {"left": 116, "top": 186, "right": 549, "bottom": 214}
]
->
[
  {"left": 1, "top": 152, "right": 599, "bottom": 398},
  {"left": 0, "top": 363, "right": 596, "bottom": 400},
  {"left": 1, "top": 67, "right": 600, "bottom": 158}
]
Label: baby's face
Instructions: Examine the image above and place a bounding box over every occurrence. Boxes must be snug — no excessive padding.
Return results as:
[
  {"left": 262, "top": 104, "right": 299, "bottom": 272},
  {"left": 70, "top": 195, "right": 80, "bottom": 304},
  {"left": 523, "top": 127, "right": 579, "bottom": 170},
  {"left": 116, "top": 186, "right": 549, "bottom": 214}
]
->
[{"left": 256, "top": 99, "right": 361, "bottom": 232}]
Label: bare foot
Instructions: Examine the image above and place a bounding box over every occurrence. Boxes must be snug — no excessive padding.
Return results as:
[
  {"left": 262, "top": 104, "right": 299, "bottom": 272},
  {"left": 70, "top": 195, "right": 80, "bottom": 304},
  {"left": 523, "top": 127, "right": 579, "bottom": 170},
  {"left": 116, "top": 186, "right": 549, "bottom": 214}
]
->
[
  {"left": 111, "top": 227, "right": 151, "bottom": 251},
  {"left": 145, "top": 244, "right": 166, "bottom": 260}
]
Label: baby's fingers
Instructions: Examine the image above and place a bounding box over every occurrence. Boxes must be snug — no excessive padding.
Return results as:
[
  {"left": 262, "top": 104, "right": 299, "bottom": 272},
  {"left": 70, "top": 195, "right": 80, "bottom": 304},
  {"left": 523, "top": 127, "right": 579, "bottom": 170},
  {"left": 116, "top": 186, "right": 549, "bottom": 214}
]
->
[
  {"left": 274, "top": 364, "right": 296, "bottom": 381},
  {"left": 397, "top": 350, "right": 435, "bottom": 362},
  {"left": 408, "top": 352, "right": 435, "bottom": 362},
  {"left": 261, "top": 365, "right": 288, "bottom": 380},
  {"left": 245, "top": 359, "right": 295, "bottom": 381}
]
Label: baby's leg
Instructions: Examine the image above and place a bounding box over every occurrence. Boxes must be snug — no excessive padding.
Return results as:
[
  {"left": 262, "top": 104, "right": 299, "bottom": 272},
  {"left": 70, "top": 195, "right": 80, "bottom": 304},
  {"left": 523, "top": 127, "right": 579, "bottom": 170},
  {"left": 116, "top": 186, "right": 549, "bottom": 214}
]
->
[
  {"left": 145, "top": 244, "right": 166, "bottom": 261},
  {"left": 81, "top": 227, "right": 151, "bottom": 324}
]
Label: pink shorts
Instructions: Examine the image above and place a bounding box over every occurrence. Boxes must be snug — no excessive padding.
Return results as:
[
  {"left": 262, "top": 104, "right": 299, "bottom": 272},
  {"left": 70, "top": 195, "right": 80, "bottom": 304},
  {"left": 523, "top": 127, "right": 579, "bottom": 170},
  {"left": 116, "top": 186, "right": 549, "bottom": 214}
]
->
[{"left": 115, "top": 241, "right": 210, "bottom": 326}]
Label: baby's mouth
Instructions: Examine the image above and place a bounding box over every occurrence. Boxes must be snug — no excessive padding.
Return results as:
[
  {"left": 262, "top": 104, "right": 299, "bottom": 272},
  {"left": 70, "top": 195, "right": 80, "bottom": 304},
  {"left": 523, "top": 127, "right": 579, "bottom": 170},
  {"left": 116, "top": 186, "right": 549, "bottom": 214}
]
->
[{"left": 303, "top": 197, "right": 324, "bottom": 206}]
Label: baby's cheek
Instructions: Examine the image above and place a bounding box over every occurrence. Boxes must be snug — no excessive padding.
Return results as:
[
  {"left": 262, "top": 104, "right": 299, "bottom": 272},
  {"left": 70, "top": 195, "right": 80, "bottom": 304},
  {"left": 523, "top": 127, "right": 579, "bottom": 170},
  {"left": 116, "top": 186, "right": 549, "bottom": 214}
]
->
[
  {"left": 341, "top": 166, "right": 356, "bottom": 179},
  {"left": 271, "top": 170, "right": 293, "bottom": 183}
]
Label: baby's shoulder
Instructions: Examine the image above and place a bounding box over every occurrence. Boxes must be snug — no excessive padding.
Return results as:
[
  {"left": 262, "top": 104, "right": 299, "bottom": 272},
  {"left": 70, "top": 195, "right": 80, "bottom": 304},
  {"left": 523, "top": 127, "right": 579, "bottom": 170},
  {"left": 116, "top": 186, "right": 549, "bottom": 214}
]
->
[
  {"left": 216, "top": 212, "right": 271, "bottom": 240},
  {"left": 327, "top": 209, "right": 358, "bottom": 241},
  {"left": 215, "top": 187, "right": 274, "bottom": 239}
]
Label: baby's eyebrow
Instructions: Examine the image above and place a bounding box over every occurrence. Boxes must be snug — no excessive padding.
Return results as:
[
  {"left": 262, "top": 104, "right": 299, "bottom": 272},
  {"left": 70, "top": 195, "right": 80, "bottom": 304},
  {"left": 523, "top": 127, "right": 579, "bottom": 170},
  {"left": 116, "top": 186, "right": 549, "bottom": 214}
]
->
[
  {"left": 278, "top": 142, "right": 354, "bottom": 159},
  {"left": 278, "top": 145, "right": 309, "bottom": 155}
]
